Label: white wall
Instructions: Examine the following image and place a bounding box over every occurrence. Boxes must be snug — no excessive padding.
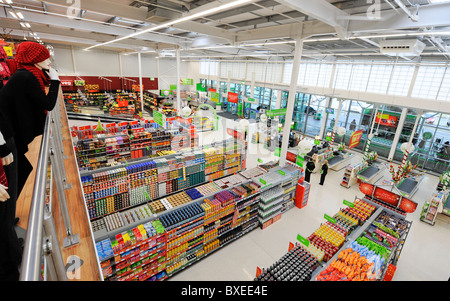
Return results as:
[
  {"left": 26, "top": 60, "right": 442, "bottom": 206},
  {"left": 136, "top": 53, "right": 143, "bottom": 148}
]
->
[{"left": 52, "top": 44, "right": 199, "bottom": 91}]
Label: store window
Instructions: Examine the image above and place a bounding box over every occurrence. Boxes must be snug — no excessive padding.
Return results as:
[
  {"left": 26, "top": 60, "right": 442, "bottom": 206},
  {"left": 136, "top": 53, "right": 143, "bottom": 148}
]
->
[
  {"left": 304, "top": 94, "right": 327, "bottom": 137},
  {"left": 407, "top": 112, "right": 450, "bottom": 175}
]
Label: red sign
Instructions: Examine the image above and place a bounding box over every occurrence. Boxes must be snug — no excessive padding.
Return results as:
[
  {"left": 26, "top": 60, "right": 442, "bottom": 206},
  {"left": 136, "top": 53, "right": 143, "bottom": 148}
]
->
[
  {"left": 227, "top": 128, "right": 244, "bottom": 140},
  {"left": 375, "top": 113, "right": 398, "bottom": 127},
  {"left": 209, "top": 88, "right": 216, "bottom": 92},
  {"left": 227, "top": 92, "right": 239, "bottom": 103},
  {"left": 117, "top": 100, "right": 128, "bottom": 107},
  {"left": 256, "top": 267, "right": 262, "bottom": 277},
  {"left": 286, "top": 151, "right": 297, "bottom": 163},
  {"left": 383, "top": 264, "right": 397, "bottom": 281},
  {"left": 348, "top": 129, "right": 363, "bottom": 149},
  {"left": 288, "top": 242, "right": 294, "bottom": 251},
  {"left": 60, "top": 80, "right": 73, "bottom": 86}
]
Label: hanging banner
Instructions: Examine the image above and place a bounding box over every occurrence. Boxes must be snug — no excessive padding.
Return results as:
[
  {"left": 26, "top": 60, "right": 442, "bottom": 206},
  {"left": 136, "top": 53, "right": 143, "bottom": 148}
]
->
[
  {"left": 348, "top": 129, "right": 363, "bottom": 149},
  {"left": 227, "top": 92, "right": 239, "bottom": 103},
  {"left": 2, "top": 46, "right": 13, "bottom": 57},
  {"left": 132, "top": 84, "right": 142, "bottom": 92},
  {"left": 153, "top": 111, "right": 166, "bottom": 127},
  {"left": 180, "top": 78, "right": 193, "bottom": 85},
  {"left": 210, "top": 92, "right": 220, "bottom": 102},
  {"left": 196, "top": 83, "right": 206, "bottom": 92},
  {"left": 74, "top": 80, "right": 85, "bottom": 86},
  {"left": 209, "top": 88, "right": 216, "bottom": 92},
  {"left": 60, "top": 80, "right": 73, "bottom": 87},
  {"left": 266, "top": 108, "right": 287, "bottom": 118}
]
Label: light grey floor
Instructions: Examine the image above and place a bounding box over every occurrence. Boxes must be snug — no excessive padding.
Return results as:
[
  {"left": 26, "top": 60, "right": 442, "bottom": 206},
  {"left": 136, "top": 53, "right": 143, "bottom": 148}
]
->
[{"left": 68, "top": 115, "right": 450, "bottom": 281}]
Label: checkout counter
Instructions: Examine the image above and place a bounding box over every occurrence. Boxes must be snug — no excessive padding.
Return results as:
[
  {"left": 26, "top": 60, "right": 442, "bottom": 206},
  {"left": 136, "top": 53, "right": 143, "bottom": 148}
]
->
[
  {"left": 309, "top": 142, "right": 355, "bottom": 173},
  {"left": 395, "top": 170, "right": 424, "bottom": 198},
  {"left": 356, "top": 162, "right": 386, "bottom": 184}
]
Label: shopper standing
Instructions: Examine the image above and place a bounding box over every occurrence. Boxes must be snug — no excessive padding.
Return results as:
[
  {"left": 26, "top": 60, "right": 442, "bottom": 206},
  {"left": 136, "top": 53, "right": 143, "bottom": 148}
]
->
[
  {"left": 304, "top": 157, "right": 315, "bottom": 183},
  {"left": 319, "top": 160, "right": 329, "bottom": 186},
  {"left": 0, "top": 41, "right": 60, "bottom": 280}
]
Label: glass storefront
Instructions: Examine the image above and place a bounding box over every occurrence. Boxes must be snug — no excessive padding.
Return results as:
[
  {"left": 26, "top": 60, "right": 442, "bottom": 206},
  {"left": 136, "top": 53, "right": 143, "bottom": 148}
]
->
[{"left": 200, "top": 77, "right": 450, "bottom": 175}]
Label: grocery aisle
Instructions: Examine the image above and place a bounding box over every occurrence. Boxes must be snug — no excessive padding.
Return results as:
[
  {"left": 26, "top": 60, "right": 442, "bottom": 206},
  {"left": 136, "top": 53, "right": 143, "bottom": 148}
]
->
[
  {"left": 167, "top": 116, "right": 450, "bottom": 281},
  {"left": 67, "top": 115, "right": 450, "bottom": 281}
]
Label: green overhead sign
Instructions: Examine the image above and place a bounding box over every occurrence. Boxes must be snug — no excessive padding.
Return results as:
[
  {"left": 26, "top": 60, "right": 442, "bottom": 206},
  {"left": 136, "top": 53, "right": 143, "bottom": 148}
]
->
[{"left": 266, "top": 108, "right": 287, "bottom": 118}]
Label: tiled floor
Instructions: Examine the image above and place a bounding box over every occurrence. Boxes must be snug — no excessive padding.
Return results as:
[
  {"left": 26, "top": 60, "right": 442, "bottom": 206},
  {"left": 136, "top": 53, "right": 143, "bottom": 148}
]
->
[{"left": 68, "top": 114, "right": 450, "bottom": 281}]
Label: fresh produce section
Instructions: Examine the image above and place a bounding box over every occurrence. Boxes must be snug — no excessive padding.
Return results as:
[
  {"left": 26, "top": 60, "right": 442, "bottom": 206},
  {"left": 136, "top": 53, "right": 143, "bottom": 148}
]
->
[{"left": 255, "top": 184, "right": 412, "bottom": 282}]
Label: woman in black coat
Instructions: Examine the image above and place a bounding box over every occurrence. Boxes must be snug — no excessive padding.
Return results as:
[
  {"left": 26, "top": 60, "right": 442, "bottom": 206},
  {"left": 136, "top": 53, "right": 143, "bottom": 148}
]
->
[
  {"left": 0, "top": 41, "right": 60, "bottom": 280},
  {"left": 304, "top": 157, "right": 315, "bottom": 183},
  {"left": 319, "top": 160, "right": 329, "bottom": 185}
]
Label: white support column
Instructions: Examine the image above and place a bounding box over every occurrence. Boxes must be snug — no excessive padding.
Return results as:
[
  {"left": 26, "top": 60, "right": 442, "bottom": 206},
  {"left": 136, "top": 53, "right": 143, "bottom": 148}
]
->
[
  {"left": 250, "top": 72, "right": 256, "bottom": 98},
  {"left": 137, "top": 52, "right": 144, "bottom": 118},
  {"left": 275, "top": 90, "right": 282, "bottom": 110},
  {"left": 70, "top": 45, "right": 77, "bottom": 76},
  {"left": 176, "top": 47, "right": 181, "bottom": 114},
  {"left": 388, "top": 107, "right": 408, "bottom": 161},
  {"left": 280, "top": 32, "right": 304, "bottom": 166}
]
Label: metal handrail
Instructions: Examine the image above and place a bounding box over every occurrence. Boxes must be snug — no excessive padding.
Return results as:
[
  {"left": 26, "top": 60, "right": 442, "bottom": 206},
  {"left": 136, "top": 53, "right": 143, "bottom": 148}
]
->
[{"left": 19, "top": 111, "right": 51, "bottom": 281}]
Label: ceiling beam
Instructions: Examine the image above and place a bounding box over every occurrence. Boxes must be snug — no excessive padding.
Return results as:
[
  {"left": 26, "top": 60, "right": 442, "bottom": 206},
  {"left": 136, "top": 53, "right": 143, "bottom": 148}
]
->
[
  {"left": 347, "top": 2, "right": 450, "bottom": 33},
  {"left": 36, "top": 0, "right": 234, "bottom": 40},
  {"left": 0, "top": 8, "right": 186, "bottom": 46},
  {"left": 274, "top": 0, "right": 350, "bottom": 38}
]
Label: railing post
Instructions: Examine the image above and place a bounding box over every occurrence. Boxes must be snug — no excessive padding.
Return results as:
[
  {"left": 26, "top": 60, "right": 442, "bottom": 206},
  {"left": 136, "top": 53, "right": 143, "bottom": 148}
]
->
[
  {"left": 43, "top": 206, "right": 68, "bottom": 281},
  {"left": 50, "top": 115, "right": 72, "bottom": 190},
  {"left": 49, "top": 136, "right": 79, "bottom": 248}
]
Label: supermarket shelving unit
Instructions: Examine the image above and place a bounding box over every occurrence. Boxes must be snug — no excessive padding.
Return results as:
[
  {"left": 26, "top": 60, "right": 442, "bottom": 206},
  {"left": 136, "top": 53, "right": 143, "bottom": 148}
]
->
[
  {"left": 310, "top": 197, "right": 413, "bottom": 281},
  {"left": 420, "top": 191, "right": 445, "bottom": 225}
]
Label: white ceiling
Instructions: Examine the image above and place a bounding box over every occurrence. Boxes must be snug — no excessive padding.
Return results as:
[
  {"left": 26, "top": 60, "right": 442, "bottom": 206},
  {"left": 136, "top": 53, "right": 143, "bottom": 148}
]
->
[{"left": 1, "top": 0, "right": 450, "bottom": 61}]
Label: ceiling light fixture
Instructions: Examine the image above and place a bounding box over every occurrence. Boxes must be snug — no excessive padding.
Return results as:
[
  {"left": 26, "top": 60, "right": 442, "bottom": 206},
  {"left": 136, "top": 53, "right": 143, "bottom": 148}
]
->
[{"left": 84, "top": 0, "right": 253, "bottom": 51}]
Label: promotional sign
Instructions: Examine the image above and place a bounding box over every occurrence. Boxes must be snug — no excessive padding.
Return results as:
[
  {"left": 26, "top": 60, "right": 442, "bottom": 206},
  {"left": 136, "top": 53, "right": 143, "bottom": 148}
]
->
[
  {"left": 286, "top": 151, "right": 297, "bottom": 163},
  {"left": 180, "top": 78, "right": 193, "bottom": 85},
  {"left": 227, "top": 92, "right": 239, "bottom": 103},
  {"left": 348, "top": 129, "right": 363, "bottom": 149},
  {"left": 210, "top": 92, "right": 220, "bottom": 102},
  {"left": 226, "top": 128, "right": 244, "bottom": 140},
  {"left": 196, "top": 83, "right": 206, "bottom": 92},
  {"left": 60, "top": 80, "right": 73, "bottom": 87},
  {"left": 132, "top": 84, "right": 142, "bottom": 92},
  {"left": 246, "top": 97, "right": 256, "bottom": 103},
  {"left": 297, "top": 234, "right": 309, "bottom": 247},
  {"left": 375, "top": 113, "right": 398, "bottom": 127},
  {"left": 209, "top": 88, "right": 216, "bottom": 92},
  {"left": 2, "top": 46, "right": 13, "bottom": 57},
  {"left": 153, "top": 111, "right": 166, "bottom": 127},
  {"left": 170, "top": 84, "right": 177, "bottom": 91},
  {"left": 74, "top": 80, "right": 85, "bottom": 86},
  {"left": 85, "top": 84, "right": 100, "bottom": 92},
  {"left": 266, "top": 108, "right": 287, "bottom": 118},
  {"left": 117, "top": 100, "right": 128, "bottom": 107}
]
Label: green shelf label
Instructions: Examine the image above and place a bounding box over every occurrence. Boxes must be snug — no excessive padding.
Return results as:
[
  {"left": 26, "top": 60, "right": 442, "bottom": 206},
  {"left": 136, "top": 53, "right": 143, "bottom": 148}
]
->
[
  {"left": 260, "top": 178, "right": 267, "bottom": 185},
  {"left": 278, "top": 170, "right": 285, "bottom": 176},
  {"left": 324, "top": 214, "right": 336, "bottom": 224},
  {"left": 297, "top": 234, "right": 309, "bottom": 247},
  {"left": 343, "top": 200, "right": 354, "bottom": 208},
  {"left": 257, "top": 158, "right": 263, "bottom": 163}
]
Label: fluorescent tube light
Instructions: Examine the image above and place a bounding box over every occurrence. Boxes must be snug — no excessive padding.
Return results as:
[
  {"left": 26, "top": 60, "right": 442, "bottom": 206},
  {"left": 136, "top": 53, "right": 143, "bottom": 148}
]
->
[
  {"left": 8, "top": 11, "right": 18, "bottom": 19},
  {"left": 16, "top": 12, "right": 24, "bottom": 19},
  {"left": 84, "top": 0, "right": 252, "bottom": 50}
]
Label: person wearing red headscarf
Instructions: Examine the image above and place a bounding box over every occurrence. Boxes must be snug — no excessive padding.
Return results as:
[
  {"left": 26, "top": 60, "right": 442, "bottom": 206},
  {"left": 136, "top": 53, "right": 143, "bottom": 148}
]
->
[{"left": 0, "top": 41, "right": 60, "bottom": 280}]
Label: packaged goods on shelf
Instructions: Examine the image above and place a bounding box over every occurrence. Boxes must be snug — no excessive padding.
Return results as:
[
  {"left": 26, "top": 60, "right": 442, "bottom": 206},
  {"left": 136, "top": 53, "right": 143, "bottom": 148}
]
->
[{"left": 254, "top": 243, "right": 319, "bottom": 281}]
